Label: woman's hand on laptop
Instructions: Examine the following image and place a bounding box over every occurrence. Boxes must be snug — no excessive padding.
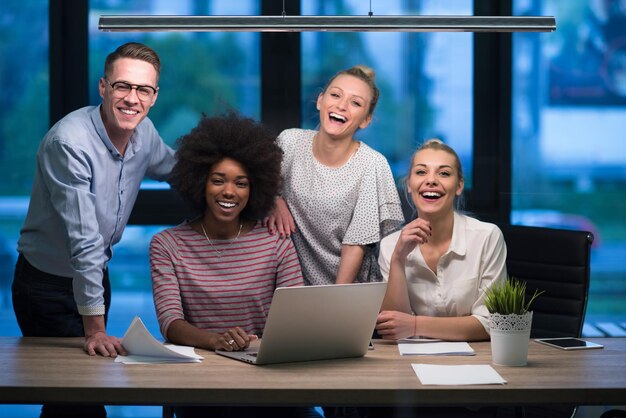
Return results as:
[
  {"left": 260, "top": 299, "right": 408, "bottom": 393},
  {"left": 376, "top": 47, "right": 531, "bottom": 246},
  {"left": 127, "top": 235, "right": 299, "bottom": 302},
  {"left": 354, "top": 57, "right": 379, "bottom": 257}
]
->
[{"left": 215, "top": 327, "right": 258, "bottom": 351}]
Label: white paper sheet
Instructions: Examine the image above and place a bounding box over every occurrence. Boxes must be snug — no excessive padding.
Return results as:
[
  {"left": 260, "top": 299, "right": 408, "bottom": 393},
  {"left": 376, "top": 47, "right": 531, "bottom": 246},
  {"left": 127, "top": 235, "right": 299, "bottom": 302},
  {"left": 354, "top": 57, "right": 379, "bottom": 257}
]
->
[
  {"left": 398, "top": 341, "right": 475, "bottom": 356},
  {"left": 115, "top": 316, "right": 203, "bottom": 364},
  {"left": 412, "top": 364, "right": 507, "bottom": 385}
]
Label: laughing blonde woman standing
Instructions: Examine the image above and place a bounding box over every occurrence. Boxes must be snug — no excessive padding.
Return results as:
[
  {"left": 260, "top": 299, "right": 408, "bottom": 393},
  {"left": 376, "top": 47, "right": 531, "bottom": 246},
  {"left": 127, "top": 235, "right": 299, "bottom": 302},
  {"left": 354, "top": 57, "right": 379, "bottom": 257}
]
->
[{"left": 265, "top": 65, "right": 405, "bottom": 286}]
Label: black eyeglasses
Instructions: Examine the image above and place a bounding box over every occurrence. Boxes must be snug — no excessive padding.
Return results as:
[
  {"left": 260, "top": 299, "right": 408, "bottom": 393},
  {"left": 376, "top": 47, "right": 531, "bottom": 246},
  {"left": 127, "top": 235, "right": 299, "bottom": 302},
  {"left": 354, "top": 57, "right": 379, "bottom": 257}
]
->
[{"left": 105, "top": 79, "right": 158, "bottom": 100}]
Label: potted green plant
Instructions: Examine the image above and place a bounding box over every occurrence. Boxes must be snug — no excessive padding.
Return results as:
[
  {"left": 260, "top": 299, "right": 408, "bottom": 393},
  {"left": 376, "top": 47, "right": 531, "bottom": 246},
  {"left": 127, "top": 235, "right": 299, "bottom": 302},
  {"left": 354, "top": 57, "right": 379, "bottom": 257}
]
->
[{"left": 484, "top": 277, "right": 544, "bottom": 366}]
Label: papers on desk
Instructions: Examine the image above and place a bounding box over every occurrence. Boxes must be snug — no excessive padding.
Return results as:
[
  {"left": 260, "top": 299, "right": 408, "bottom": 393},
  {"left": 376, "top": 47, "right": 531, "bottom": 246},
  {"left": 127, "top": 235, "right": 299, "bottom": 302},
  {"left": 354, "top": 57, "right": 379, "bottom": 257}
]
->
[
  {"left": 398, "top": 341, "right": 475, "bottom": 356},
  {"left": 115, "top": 316, "right": 203, "bottom": 364},
  {"left": 412, "top": 364, "right": 507, "bottom": 385}
]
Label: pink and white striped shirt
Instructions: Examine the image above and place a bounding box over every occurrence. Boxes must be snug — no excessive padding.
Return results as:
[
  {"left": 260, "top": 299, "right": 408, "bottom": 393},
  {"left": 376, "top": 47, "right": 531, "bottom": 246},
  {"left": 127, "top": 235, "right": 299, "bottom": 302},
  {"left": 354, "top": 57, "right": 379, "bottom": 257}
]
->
[{"left": 150, "top": 221, "right": 303, "bottom": 339}]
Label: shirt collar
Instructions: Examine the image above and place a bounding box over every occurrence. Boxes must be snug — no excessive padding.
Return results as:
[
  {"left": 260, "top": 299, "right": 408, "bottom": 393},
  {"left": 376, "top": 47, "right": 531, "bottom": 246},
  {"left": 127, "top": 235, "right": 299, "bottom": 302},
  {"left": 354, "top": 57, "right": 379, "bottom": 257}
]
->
[
  {"left": 407, "top": 212, "right": 467, "bottom": 262},
  {"left": 448, "top": 212, "right": 467, "bottom": 257},
  {"left": 91, "top": 105, "right": 141, "bottom": 160}
]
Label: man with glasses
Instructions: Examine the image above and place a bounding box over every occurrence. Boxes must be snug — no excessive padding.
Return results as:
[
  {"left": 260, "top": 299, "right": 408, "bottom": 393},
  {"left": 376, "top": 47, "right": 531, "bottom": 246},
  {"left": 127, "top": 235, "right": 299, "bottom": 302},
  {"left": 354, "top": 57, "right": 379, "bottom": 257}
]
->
[{"left": 12, "top": 42, "right": 174, "bottom": 417}]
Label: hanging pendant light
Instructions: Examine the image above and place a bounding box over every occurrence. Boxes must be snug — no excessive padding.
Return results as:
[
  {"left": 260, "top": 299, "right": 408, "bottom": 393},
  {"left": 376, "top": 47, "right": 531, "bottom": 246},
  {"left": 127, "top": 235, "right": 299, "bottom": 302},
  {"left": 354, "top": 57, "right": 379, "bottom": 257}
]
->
[{"left": 98, "top": 15, "right": 556, "bottom": 33}]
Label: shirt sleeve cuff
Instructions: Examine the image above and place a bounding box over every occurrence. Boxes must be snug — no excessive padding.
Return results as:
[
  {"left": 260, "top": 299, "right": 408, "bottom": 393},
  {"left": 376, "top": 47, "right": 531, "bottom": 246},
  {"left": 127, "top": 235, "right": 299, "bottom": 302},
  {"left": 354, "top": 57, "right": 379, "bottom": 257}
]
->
[
  {"left": 78, "top": 304, "right": 106, "bottom": 316},
  {"left": 473, "top": 314, "right": 490, "bottom": 334}
]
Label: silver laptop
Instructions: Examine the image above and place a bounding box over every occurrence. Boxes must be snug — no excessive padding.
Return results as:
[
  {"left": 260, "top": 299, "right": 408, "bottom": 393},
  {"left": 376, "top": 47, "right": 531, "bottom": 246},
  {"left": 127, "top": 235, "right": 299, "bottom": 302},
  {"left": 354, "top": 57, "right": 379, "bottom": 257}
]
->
[{"left": 216, "top": 282, "right": 386, "bottom": 365}]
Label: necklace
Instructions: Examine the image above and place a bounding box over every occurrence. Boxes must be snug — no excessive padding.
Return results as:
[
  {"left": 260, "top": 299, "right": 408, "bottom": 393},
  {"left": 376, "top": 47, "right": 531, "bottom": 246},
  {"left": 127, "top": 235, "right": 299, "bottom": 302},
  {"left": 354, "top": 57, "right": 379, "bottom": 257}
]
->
[{"left": 200, "top": 222, "right": 243, "bottom": 259}]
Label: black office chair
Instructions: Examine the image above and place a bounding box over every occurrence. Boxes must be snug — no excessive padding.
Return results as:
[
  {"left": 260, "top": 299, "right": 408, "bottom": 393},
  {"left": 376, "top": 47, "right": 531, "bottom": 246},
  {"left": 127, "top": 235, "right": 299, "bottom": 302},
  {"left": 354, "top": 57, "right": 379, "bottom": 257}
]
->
[
  {"left": 498, "top": 224, "right": 594, "bottom": 418},
  {"left": 499, "top": 224, "right": 593, "bottom": 339}
]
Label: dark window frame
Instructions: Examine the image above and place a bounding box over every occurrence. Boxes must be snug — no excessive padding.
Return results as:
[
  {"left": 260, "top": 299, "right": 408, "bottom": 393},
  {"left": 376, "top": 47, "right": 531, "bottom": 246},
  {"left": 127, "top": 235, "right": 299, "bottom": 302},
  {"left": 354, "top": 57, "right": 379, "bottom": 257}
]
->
[
  {"left": 49, "top": 0, "right": 88, "bottom": 126},
  {"left": 471, "top": 0, "right": 512, "bottom": 224}
]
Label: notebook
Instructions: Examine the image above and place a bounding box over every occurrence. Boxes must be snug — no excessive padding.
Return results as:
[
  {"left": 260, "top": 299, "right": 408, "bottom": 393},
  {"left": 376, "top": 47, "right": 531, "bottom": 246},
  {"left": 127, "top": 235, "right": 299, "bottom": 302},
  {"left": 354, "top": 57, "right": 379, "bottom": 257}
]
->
[{"left": 216, "top": 282, "right": 386, "bottom": 365}]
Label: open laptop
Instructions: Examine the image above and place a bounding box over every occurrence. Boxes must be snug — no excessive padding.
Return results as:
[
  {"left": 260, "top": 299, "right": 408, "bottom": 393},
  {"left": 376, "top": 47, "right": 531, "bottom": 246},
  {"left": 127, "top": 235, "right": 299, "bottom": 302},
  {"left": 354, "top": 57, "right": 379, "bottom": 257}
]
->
[{"left": 216, "top": 282, "right": 386, "bottom": 365}]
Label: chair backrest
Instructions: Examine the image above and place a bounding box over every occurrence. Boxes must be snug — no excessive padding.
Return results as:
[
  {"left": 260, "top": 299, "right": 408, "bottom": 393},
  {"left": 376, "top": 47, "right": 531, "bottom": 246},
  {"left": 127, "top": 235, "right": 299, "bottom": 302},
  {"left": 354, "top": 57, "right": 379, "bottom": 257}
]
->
[
  {"left": 129, "top": 189, "right": 192, "bottom": 225},
  {"left": 498, "top": 224, "right": 593, "bottom": 339}
]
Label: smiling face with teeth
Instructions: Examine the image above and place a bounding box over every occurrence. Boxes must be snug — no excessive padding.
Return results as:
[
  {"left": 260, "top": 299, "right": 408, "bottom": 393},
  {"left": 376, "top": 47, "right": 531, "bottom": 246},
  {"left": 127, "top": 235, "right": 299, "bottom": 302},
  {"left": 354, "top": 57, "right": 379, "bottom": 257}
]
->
[
  {"left": 204, "top": 157, "right": 250, "bottom": 229},
  {"left": 99, "top": 57, "right": 159, "bottom": 150},
  {"left": 408, "top": 148, "right": 464, "bottom": 219},
  {"left": 316, "top": 74, "right": 373, "bottom": 140}
]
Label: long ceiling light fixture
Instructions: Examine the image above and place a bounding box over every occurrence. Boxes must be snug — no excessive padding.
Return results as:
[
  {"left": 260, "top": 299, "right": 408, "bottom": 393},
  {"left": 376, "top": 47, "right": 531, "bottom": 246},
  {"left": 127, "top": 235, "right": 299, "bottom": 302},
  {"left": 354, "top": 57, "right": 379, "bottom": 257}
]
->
[{"left": 98, "top": 15, "right": 556, "bottom": 33}]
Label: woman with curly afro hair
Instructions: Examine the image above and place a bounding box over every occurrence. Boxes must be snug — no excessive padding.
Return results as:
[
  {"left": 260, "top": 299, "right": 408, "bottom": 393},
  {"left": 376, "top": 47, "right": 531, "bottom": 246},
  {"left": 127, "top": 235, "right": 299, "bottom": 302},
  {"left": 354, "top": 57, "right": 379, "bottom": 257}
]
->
[{"left": 150, "top": 111, "right": 304, "bottom": 357}]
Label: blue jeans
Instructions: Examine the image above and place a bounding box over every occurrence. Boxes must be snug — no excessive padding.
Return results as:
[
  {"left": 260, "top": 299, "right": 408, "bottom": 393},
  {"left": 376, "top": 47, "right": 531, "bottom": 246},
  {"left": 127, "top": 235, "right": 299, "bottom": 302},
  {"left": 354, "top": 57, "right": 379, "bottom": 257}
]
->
[{"left": 12, "top": 253, "right": 110, "bottom": 418}]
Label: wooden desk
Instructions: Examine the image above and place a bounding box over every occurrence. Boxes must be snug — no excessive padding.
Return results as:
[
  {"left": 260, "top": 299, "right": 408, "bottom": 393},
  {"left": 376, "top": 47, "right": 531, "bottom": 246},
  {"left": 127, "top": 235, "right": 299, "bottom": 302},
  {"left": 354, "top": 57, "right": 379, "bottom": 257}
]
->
[{"left": 1, "top": 337, "right": 625, "bottom": 408}]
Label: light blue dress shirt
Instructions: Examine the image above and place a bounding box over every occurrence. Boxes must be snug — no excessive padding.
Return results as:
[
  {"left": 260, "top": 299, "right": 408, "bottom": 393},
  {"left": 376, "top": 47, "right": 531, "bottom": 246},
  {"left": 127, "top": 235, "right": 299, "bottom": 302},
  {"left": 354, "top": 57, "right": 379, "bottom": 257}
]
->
[{"left": 17, "top": 105, "right": 175, "bottom": 316}]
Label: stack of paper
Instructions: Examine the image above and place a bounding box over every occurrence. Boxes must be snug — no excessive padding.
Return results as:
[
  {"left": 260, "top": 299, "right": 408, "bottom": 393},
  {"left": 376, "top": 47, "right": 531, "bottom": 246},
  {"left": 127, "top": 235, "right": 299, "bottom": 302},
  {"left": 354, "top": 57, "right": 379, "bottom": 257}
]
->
[
  {"left": 398, "top": 341, "right": 475, "bottom": 356},
  {"left": 115, "top": 316, "right": 204, "bottom": 364},
  {"left": 412, "top": 364, "right": 507, "bottom": 385}
]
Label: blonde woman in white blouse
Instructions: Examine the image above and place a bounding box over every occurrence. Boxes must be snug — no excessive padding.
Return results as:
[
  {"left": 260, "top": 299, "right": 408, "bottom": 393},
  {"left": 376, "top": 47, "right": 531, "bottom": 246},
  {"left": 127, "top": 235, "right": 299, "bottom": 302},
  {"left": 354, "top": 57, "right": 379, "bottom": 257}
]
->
[{"left": 375, "top": 139, "right": 507, "bottom": 342}]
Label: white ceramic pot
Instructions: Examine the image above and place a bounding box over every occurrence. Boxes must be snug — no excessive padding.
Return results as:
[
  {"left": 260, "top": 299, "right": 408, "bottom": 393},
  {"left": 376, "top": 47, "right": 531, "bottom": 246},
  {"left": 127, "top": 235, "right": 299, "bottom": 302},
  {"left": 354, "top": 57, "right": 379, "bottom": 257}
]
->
[{"left": 489, "top": 311, "right": 533, "bottom": 366}]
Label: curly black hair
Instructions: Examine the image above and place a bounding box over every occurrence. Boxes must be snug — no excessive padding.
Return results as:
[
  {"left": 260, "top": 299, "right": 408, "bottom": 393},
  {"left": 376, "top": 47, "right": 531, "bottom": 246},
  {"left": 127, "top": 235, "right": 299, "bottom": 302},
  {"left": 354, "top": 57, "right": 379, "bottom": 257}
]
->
[{"left": 169, "top": 111, "right": 283, "bottom": 220}]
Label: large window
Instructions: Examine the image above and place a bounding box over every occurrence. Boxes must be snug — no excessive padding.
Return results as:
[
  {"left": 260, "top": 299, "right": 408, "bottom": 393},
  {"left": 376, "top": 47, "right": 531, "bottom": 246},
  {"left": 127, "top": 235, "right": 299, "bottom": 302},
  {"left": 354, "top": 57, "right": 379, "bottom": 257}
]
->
[
  {"left": 0, "top": 2, "right": 50, "bottom": 416},
  {"left": 89, "top": 0, "right": 261, "bottom": 143},
  {"left": 3, "top": 0, "right": 623, "bottom": 342},
  {"left": 301, "top": 0, "right": 474, "bottom": 186},
  {"left": 0, "top": 1, "right": 49, "bottom": 333},
  {"left": 512, "top": 0, "right": 626, "bottom": 331},
  {"left": 87, "top": 1, "right": 262, "bottom": 337},
  {"left": 89, "top": 0, "right": 475, "bottom": 337}
]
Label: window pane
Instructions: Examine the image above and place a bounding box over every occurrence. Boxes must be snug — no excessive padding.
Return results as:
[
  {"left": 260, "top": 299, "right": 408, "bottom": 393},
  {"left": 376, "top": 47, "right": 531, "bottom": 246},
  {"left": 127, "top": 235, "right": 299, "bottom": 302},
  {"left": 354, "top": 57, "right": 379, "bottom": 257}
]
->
[
  {"left": 89, "top": 0, "right": 261, "bottom": 146},
  {"left": 0, "top": 1, "right": 49, "bottom": 335},
  {"left": 301, "top": 0, "right": 474, "bottom": 186},
  {"left": 512, "top": 0, "right": 626, "bottom": 333},
  {"left": 88, "top": 0, "right": 261, "bottom": 336}
]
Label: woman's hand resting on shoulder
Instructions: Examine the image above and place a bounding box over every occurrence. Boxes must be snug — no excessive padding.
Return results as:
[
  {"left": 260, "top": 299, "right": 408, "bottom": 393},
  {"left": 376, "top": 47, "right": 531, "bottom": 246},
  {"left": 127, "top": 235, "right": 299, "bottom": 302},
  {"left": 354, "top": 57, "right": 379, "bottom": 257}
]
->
[{"left": 263, "top": 197, "right": 296, "bottom": 238}]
